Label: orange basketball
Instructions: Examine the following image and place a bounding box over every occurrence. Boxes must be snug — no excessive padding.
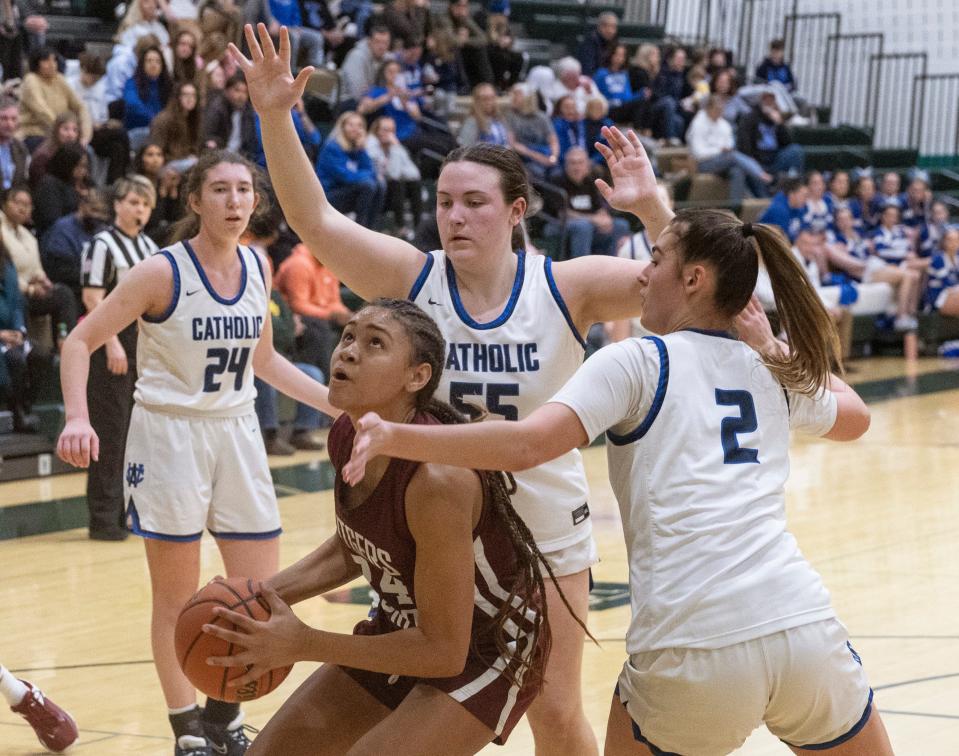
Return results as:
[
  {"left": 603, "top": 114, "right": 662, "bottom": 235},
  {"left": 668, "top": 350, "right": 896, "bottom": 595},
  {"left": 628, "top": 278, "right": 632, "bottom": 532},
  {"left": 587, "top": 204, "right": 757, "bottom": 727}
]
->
[{"left": 175, "top": 577, "right": 292, "bottom": 702}]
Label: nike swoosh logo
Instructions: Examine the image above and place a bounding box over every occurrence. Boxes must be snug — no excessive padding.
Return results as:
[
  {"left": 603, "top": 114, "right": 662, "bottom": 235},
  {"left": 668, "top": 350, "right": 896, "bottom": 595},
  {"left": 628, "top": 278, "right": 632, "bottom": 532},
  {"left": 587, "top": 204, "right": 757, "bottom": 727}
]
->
[
  {"left": 186, "top": 289, "right": 200, "bottom": 296},
  {"left": 427, "top": 298, "right": 442, "bottom": 306}
]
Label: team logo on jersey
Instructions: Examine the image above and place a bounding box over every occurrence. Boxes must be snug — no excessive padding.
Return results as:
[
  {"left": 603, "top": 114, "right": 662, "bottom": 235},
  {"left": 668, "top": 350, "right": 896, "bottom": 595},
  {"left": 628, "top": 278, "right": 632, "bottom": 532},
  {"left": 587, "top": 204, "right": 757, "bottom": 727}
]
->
[{"left": 126, "top": 462, "right": 145, "bottom": 488}]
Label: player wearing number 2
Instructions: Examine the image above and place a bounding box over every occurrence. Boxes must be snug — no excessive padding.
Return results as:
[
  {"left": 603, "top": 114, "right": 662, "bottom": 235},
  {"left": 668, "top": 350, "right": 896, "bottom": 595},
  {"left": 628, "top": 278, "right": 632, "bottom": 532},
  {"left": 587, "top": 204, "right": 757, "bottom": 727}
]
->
[
  {"left": 344, "top": 208, "right": 894, "bottom": 754},
  {"left": 56, "top": 150, "right": 337, "bottom": 756},
  {"left": 232, "top": 25, "right": 670, "bottom": 752}
]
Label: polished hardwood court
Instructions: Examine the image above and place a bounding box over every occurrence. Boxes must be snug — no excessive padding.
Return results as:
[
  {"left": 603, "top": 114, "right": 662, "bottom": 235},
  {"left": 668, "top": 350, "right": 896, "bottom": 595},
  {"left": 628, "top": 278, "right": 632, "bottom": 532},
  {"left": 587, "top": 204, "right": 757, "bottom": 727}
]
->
[{"left": 1, "top": 357, "right": 957, "bottom": 754}]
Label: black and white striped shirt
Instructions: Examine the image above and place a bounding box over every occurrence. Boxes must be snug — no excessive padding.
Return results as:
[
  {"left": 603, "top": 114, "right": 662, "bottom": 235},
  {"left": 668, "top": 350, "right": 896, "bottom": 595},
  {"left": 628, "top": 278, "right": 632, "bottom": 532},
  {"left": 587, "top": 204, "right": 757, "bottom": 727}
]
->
[{"left": 81, "top": 226, "right": 159, "bottom": 293}]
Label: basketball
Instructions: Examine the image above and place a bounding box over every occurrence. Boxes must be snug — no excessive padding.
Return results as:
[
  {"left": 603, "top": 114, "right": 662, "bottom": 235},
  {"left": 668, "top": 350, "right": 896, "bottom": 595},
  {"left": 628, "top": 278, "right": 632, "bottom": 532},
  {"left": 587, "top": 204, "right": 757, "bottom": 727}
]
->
[{"left": 175, "top": 577, "right": 292, "bottom": 702}]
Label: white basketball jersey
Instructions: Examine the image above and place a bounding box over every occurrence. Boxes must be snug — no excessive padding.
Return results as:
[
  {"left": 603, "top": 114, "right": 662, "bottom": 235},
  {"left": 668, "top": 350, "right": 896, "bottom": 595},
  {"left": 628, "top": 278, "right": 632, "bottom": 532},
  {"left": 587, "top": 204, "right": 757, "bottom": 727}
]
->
[
  {"left": 552, "top": 331, "right": 838, "bottom": 653},
  {"left": 411, "top": 251, "right": 590, "bottom": 551},
  {"left": 135, "top": 241, "right": 267, "bottom": 417}
]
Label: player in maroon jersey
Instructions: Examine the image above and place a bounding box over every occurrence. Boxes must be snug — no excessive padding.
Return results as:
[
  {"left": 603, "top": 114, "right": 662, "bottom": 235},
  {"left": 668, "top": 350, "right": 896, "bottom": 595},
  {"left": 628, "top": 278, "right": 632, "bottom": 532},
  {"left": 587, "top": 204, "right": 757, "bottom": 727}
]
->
[{"left": 204, "top": 299, "right": 570, "bottom": 754}]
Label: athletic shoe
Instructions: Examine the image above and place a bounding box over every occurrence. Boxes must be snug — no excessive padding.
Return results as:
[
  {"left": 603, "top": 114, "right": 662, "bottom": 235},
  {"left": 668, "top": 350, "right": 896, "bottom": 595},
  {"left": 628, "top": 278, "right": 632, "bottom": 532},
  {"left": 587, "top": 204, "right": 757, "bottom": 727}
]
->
[
  {"left": 203, "top": 713, "right": 257, "bottom": 756},
  {"left": 10, "top": 680, "right": 79, "bottom": 753},
  {"left": 264, "top": 435, "right": 295, "bottom": 456},
  {"left": 175, "top": 734, "right": 212, "bottom": 756}
]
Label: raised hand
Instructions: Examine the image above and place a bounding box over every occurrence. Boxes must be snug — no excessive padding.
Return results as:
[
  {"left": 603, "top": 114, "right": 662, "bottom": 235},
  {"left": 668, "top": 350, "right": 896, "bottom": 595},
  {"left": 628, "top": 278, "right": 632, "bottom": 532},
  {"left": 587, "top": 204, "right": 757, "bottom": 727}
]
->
[
  {"left": 57, "top": 418, "right": 100, "bottom": 468},
  {"left": 594, "top": 126, "right": 659, "bottom": 215},
  {"left": 228, "top": 24, "right": 314, "bottom": 118},
  {"left": 342, "top": 412, "right": 392, "bottom": 486}
]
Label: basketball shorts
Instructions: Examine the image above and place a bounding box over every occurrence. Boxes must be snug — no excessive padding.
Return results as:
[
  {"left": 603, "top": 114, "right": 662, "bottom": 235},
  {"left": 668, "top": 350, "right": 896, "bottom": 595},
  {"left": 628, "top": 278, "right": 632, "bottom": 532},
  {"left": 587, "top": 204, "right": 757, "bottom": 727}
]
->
[
  {"left": 123, "top": 405, "right": 281, "bottom": 541},
  {"left": 341, "top": 614, "right": 545, "bottom": 745},
  {"left": 541, "top": 533, "right": 599, "bottom": 578},
  {"left": 615, "top": 618, "right": 873, "bottom": 755}
]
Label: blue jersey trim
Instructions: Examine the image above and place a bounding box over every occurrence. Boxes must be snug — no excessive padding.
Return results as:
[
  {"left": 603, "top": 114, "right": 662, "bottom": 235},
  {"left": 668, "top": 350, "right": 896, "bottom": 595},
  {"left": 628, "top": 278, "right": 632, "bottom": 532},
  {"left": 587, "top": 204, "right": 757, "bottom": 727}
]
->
[
  {"left": 544, "top": 257, "right": 588, "bottom": 350},
  {"left": 407, "top": 251, "right": 435, "bottom": 300},
  {"left": 183, "top": 239, "right": 248, "bottom": 305},
  {"left": 683, "top": 327, "right": 737, "bottom": 340},
  {"left": 141, "top": 250, "right": 180, "bottom": 323},
  {"left": 446, "top": 251, "right": 525, "bottom": 330},
  {"left": 126, "top": 499, "right": 202, "bottom": 542},
  {"left": 606, "top": 336, "right": 669, "bottom": 446},
  {"left": 208, "top": 527, "right": 283, "bottom": 541},
  {"left": 249, "top": 246, "right": 266, "bottom": 287},
  {"left": 787, "top": 689, "right": 874, "bottom": 750}
]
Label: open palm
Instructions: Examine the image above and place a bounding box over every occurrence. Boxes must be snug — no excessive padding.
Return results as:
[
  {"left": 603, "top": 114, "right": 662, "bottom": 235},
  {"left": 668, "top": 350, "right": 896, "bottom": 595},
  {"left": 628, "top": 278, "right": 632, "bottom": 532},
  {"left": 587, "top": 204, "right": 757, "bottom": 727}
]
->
[
  {"left": 229, "top": 24, "right": 314, "bottom": 117},
  {"left": 594, "top": 126, "right": 659, "bottom": 214}
]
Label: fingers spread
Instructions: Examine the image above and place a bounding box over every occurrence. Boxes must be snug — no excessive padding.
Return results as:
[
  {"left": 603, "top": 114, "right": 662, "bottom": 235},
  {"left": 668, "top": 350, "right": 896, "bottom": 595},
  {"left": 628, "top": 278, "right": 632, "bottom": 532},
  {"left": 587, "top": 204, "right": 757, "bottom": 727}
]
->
[
  {"left": 595, "top": 178, "right": 612, "bottom": 199},
  {"left": 244, "top": 24, "right": 263, "bottom": 64},
  {"left": 257, "top": 23, "right": 277, "bottom": 58},
  {"left": 227, "top": 43, "right": 251, "bottom": 70}
]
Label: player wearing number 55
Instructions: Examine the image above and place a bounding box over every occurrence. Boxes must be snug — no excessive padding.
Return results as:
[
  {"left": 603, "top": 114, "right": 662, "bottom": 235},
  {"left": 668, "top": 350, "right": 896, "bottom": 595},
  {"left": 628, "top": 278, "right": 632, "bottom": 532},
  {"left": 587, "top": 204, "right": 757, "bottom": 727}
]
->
[
  {"left": 56, "top": 150, "right": 337, "bottom": 756},
  {"left": 343, "top": 214, "right": 894, "bottom": 755}
]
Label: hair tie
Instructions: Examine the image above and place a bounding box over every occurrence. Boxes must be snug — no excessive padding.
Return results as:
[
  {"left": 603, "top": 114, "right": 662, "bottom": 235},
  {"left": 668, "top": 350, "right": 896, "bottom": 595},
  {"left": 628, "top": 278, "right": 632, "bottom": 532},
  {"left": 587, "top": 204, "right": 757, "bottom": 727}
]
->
[{"left": 741, "top": 222, "right": 754, "bottom": 238}]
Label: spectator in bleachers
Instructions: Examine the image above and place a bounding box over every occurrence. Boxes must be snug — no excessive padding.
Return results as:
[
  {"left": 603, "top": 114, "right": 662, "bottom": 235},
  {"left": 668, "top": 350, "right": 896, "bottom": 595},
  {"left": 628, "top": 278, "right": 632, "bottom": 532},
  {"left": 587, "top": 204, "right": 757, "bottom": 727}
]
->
[
  {"left": 849, "top": 172, "right": 879, "bottom": 232},
  {"left": 686, "top": 94, "right": 771, "bottom": 204},
  {"left": 902, "top": 170, "right": 931, "bottom": 230},
  {"left": 1, "top": 184, "right": 77, "bottom": 345},
  {"left": 552, "top": 94, "right": 588, "bottom": 165},
  {"left": 0, "top": 1, "right": 48, "bottom": 83},
  {"left": 925, "top": 226, "right": 959, "bottom": 316},
  {"left": 122, "top": 44, "right": 173, "bottom": 148},
  {"left": 504, "top": 82, "right": 558, "bottom": 178},
  {"left": 583, "top": 96, "right": 612, "bottom": 164},
  {"left": 790, "top": 225, "right": 831, "bottom": 286},
  {"left": 316, "top": 110, "right": 382, "bottom": 229},
  {"left": 32, "top": 143, "right": 92, "bottom": 237},
  {"left": 651, "top": 46, "right": 691, "bottom": 143},
  {"left": 872, "top": 203, "right": 925, "bottom": 272},
  {"left": 81, "top": 174, "right": 158, "bottom": 540},
  {"left": 705, "top": 47, "right": 731, "bottom": 79},
  {"left": 422, "top": 29, "right": 461, "bottom": 115},
  {"left": 828, "top": 206, "right": 920, "bottom": 330},
  {"left": 552, "top": 145, "right": 630, "bottom": 257},
  {"left": 339, "top": 24, "right": 391, "bottom": 109},
  {"left": 199, "top": 0, "right": 244, "bottom": 49},
  {"left": 67, "top": 52, "right": 132, "bottom": 186},
  {"left": 198, "top": 29, "right": 237, "bottom": 97},
  {"left": 171, "top": 27, "right": 202, "bottom": 86},
  {"left": 359, "top": 59, "right": 422, "bottom": 137},
  {"left": 754, "top": 38, "right": 796, "bottom": 92},
  {"left": 274, "top": 240, "right": 353, "bottom": 375},
  {"left": 254, "top": 0, "right": 326, "bottom": 70},
  {"left": 366, "top": 115, "right": 422, "bottom": 239},
  {"left": 39, "top": 189, "right": 109, "bottom": 298},
  {"left": 252, "top": 95, "right": 322, "bottom": 166},
  {"left": 116, "top": 0, "right": 172, "bottom": 51},
  {"left": 201, "top": 71, "right": 257, "bottom": 156},
  {"left": 105, "top": 33, "right": 162, "bottom": 104},
  {"left": 628, "top": 43, "right": 659, "bottom": 112},
  {"left": 434, "top": 0, "right": 494, "bottom": 87},
  {"left": 299, "top": 0, "right": 356, "bottom": 69},
  {"left": 576, "top": 11, "right": 618, "bottom": 78},
  {"left": 874, "top": 171, "right": 903, "bottom": 213},
  {"left": 594, "top": 43, "right": 649, "bottom": 129},
  {"left": 458, "top": 82, "right": 510, "bottom": 146},
  {"left": 19, "top": 47, "right": 92, "bottom": 153},
  {"left": 133, "top": 142, "right": 183, "bottom": 243},
  {"left": 28, "top": 112, "right": 80, "bottom": 188},
  {"left": 802, "top": 170, "right": 833, "bottom": 233},
  {"left": 149, "top": 80, "right": 201, "bottom": 172},
  {"left": 398, "top": 40, "right": 428, "bottom": 97},
  {"left": 542, "top": 55, "right": 606, "bottom": 117},
  {"left": 758, "top": 176, "right": 806, "bottom": 241},
  {"left": 383, "top": 0, "right": 430, "bottom": 51},
  {"left": 486, "top": 23, "right": 523, "bottom": 91},
  {"left": 920, "top": 200, "right": 950, "bottom": 257},
  {"left": 0, "top": 98, "right": 28, "bottom": 191},
  {"left": 826, "top": 169, "right": 851, "bottom": 214},
  {"left": 736, "top": 90, "right": 803, "bottom": 177},
  {"left": 0, "top": 235, "right": 40, "bottom": 431}
]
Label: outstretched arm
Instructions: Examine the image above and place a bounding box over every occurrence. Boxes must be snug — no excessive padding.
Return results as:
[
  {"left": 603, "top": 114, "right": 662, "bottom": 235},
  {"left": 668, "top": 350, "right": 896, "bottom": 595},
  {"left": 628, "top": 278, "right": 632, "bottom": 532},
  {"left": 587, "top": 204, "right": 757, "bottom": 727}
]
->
[
  {"left": 342, "top": 403, "right": 588, "bottom": 485},
  {"left": 230, "top": 24, "right": 424, "bottom": 300}
]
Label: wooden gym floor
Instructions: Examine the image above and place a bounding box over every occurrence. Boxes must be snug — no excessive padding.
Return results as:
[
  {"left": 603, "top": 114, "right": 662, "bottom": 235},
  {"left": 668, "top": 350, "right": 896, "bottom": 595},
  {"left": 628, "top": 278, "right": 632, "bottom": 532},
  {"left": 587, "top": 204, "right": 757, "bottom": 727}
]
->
[{"left": 1, "top": 356, "right": 957, "bottom": 754}]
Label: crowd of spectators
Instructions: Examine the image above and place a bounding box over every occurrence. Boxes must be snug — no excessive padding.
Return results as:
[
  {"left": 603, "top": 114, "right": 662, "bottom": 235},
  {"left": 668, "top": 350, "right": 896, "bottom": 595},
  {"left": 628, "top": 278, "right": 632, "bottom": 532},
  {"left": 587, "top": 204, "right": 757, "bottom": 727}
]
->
[{"left": 0, "top": 0, "right": 957, "bottom": 439}]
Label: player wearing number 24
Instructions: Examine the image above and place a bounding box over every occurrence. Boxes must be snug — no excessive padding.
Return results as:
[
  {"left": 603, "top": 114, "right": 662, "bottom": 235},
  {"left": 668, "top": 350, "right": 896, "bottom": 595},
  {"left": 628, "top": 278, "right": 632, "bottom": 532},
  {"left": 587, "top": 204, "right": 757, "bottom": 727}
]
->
[
  {"left": 56, "top": 150, "right": 339, "bottom": 755},
  {"left": 343, "top": 215, "right": 894, "bottom": 755}
]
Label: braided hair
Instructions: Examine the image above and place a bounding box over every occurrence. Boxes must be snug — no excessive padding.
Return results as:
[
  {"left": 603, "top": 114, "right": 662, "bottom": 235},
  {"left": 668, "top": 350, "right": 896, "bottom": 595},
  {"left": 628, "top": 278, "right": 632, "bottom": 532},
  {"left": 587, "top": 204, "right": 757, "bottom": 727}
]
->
[{"left": 364, "top": 298, "right": 593, "bottom": 692}]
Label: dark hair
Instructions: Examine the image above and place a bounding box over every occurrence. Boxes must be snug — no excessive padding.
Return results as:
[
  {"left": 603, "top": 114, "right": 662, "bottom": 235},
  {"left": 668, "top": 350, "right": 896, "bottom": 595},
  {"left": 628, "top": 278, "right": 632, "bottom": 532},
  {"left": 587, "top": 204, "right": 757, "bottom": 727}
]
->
[
  {"left": 357, "top": 298, "right": 594, "bottom": 691},
  {"left": 173, "top": 29, "right": 200, "bottom": 85},
  {"left": 770, "top": 38, "right": 786, "bottom": 51},
  {"left": 168, "top": 149, "right": 269, "bottom": 242},
  {"left": 0, "top": 95, "right": 17, "bottom": 112},
  {"left": 225, "top": 71, "right": 247, "bottom": 90},
  {"left": 553, "top": 94, "right": 578, "bottom": 119},
  {"left": 441, "top": 144, "right": 538, "bottom": 251},
  {"left": 134, "top": 44, "right": 173, "bottom": 106},
  {"left": 368, "top": 23, "right": 391, "bottom": 38},
  {"left": 46, "top": 143, "right": 87, "bottom": 183},
  {"left": 156, "top": 81, "right": 201, "bottom": 155},
  {"left": 134, "top": 141, "right": 166, "bottom": 179},
  {"left": 375, "top": 58, "right": 401, "bottom": 86},
  {"left": 2, "top": 183, "right": 30, "bottom": 205},
  {"left": 28, "top": 46, "right": 57, "bottom": 74},
  {"left": 781, "top": 177, "right": 805, "bottom": 196},
  {"left": 669, "top": 209, "right": 840, "bottom": 395}
]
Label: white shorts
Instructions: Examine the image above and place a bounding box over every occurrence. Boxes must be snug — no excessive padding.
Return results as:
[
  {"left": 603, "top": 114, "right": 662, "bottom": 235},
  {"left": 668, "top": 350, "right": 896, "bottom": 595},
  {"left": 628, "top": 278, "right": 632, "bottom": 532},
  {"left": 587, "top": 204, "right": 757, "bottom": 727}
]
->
[
  {"left": 541, "top": 534, "right": 599, "bottom": 578},
  {"left": 860, "top": 255, "right": 889, "bottom": 284},
  {"left": 123, "top": 405, "right": 281, "bottom": 541},
  {"left": 615, "top": 618, "right": 873, "bottom": 755}
]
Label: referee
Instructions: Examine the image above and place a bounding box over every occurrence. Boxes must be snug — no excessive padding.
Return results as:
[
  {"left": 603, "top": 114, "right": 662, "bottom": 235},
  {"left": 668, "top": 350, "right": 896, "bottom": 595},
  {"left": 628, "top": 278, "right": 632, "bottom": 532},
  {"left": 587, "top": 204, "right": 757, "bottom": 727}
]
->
[{"left": 80, "top": 175, "right": 158, "bottom": 540}]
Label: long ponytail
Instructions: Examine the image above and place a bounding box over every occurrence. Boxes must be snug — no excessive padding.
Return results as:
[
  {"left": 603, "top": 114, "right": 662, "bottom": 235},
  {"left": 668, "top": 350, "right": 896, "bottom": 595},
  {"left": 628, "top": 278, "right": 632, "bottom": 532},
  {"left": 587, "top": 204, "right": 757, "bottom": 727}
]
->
[{"left": 750, "top": 223, "right": 841, "bottom": 395}]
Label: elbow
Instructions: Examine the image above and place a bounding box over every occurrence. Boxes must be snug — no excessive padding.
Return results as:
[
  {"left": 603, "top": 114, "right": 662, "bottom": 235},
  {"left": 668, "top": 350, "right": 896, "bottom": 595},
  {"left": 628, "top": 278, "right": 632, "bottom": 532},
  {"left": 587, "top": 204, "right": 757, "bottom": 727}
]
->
[
  {"left": 849, "top": 405, "right": 871, "bottom": 440},
  {"left": 511, "top": 437, "right": 549, "bottom": 472},
  {"left": 429, "top": 641, "right": 470, "bottom": 677}
]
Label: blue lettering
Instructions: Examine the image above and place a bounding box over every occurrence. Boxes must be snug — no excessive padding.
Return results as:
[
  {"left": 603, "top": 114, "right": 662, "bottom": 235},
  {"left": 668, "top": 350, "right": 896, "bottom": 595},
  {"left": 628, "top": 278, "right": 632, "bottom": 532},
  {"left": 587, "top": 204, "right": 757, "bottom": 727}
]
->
[
  {"left": 192, "top": 318, "right": 202, "bottom": 340},
  {"left": 489, "top": 344, "right": 504, "bottom": 372},
  {"left": 473, "top": 343, "right": 488, "bottom": 372},
  {"left": 524, "top": 343, "right": 539, "bottom": 371}
]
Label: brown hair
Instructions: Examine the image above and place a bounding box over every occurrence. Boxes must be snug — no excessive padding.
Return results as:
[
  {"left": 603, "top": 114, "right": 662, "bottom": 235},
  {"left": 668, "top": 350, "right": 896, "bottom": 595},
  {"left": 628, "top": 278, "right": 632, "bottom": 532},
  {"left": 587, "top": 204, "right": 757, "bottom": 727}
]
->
[
  {"left": 669, "top": 208, "right": 840, "bottom": 395},
  {"left": 441, "top": 144, "right": 538, "bottom": 251},
  {"left": 359, "top": 298, "right": 595, "bottom": 692},
  {"left": 168, "top": 150, "right": 268, "bottom": 242},
  {"left": 112, "top": 173, "right": 157, "bottom": 210}
]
